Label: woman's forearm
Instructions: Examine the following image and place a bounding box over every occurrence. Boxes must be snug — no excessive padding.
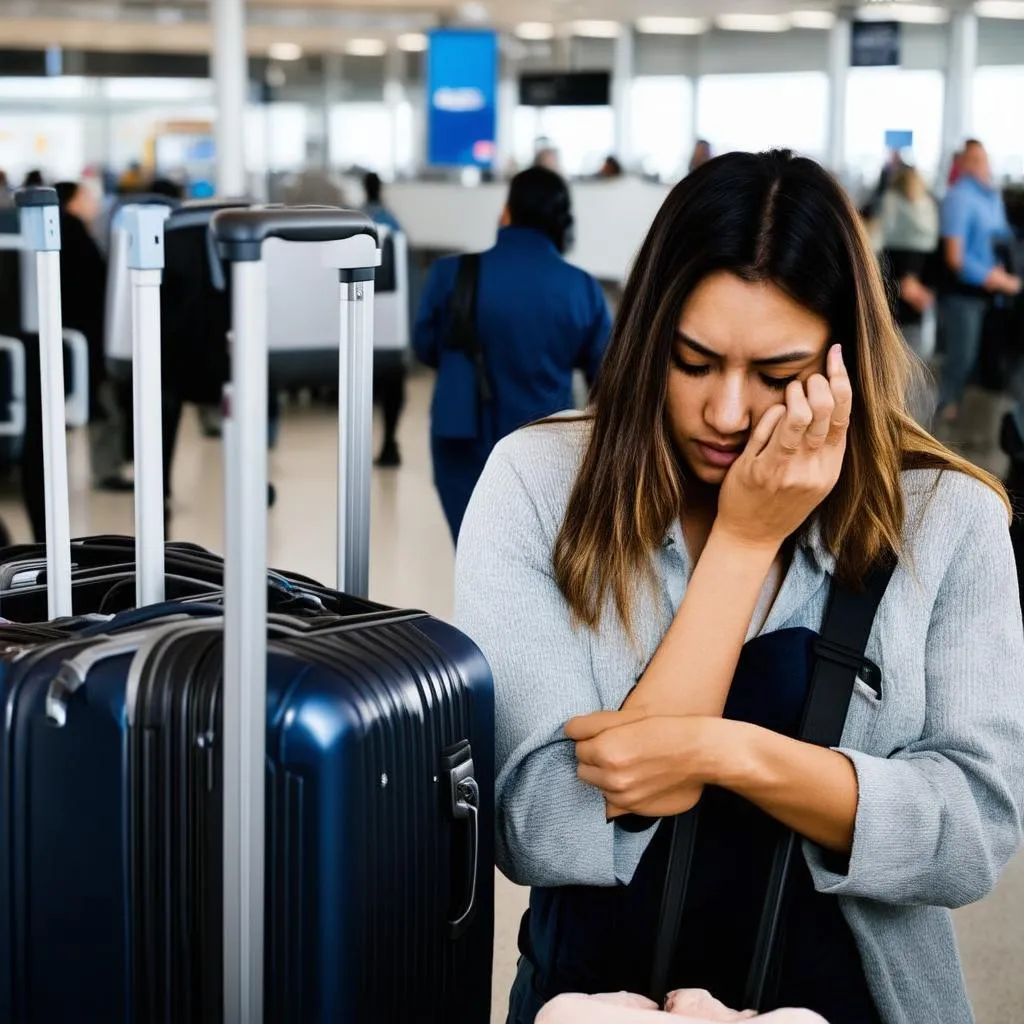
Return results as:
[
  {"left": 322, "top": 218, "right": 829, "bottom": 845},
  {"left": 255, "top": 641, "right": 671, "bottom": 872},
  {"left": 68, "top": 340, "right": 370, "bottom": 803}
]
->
[
  {"left": 706, "top": 718, "right": 859, "bottom": 853},
  {"left": 622, "top": 527, "right": 777, "bottom": 718}
]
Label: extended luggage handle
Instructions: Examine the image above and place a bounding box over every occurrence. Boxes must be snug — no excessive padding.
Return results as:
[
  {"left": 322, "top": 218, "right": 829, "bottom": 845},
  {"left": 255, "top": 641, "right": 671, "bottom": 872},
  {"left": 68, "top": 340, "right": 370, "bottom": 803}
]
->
[
  {"left": 211, "top": 206, "right": 380, "bottom": 1024},
  {"left": 123, "top": 205, "right": 167, "bottom": 608},
  {"left": 16, "top": 186, "right": 71, "bottom": 620}
]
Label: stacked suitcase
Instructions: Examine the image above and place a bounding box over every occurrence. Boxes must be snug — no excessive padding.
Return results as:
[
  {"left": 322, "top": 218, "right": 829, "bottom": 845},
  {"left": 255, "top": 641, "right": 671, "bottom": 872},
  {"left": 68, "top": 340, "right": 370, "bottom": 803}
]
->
[{"left": 0, "top": 188, "right": 494, "bottom": 1023}]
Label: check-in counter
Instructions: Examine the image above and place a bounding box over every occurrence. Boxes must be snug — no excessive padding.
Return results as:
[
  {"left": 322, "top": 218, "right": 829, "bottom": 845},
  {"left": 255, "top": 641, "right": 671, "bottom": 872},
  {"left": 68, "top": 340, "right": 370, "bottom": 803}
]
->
[{"left": 386, "top": 177, "right": 673, "bottom": 285}]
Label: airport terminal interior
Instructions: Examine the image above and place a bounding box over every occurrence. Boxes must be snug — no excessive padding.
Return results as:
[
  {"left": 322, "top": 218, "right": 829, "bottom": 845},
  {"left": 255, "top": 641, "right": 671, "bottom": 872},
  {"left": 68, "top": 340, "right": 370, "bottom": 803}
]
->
[{"left": 3, "top": 0, "right": 1024, "bottom": 1021}]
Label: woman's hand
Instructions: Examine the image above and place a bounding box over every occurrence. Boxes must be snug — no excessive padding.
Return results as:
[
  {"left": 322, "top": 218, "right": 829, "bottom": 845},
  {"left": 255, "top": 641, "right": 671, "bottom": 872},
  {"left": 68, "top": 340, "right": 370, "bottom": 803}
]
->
[
  {"left": 566, "top": 709, "right": 713, "bottom": 818},
  {"left": 715, "top": 344, "right": 852, "bottom": 552}
]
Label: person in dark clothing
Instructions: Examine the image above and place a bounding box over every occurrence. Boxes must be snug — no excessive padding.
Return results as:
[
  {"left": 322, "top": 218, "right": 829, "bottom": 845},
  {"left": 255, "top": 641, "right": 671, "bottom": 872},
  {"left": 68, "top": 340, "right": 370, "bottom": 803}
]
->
[
  {"left": 414, "top": 166, "right": 611, "bottom": 542},
  {"left": 363, "top": 172, "right": 408, "bottom": 468},
  {"left": 54, "top": 182, "right": 107, "bottom": 419}
]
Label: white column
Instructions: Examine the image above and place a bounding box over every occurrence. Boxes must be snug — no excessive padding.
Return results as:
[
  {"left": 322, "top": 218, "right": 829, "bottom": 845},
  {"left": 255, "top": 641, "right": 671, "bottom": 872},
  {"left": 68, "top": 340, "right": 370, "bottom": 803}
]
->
[
  {"left": 827, "top": 14, "right": 852, "bottom": 177},
  {"left": 384, "top": 47, "right": 406, "bottom": 178},
  {"left": 81, "top": 79, "right": 110, "bottom": 170},
  {"left": 322, "top": 53, "right": 344, "bottom": 172},
  {"left": 211, "top": 0, "right": 248, "bottom": 196},
  {"left": 612, "top": 26, "right": 634, "bottom": 167},
  {"left": 943, "top": 10, "right": 978, "bottom": 161},
  {"left": 495, "top": 45, "right": 518, "bottom": 175}
]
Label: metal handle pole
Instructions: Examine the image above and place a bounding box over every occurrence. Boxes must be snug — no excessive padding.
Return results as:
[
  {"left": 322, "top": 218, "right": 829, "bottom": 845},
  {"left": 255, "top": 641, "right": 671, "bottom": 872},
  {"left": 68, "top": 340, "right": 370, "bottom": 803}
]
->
[
  {"left": 36, "top": 249, "right": 73, "bottom": 619},
  {"left": 223, "top": 260, "right": 268, "bottom": 1024},
  {"left": 17, "top": 191, "right": 72, "bottom": 618},
  {"left": 129, "top": 267, "right": 166, "bottom": 607},
  {"left": 124, "top": 206, "right": 168, "bottom": 609},
  {"left": 337, "top": 272, "right": 374, "bottom": 598}
]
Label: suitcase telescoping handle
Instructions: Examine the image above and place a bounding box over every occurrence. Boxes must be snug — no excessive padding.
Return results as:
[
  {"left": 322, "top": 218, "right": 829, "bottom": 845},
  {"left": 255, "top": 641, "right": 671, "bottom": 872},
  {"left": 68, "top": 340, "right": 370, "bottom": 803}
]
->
[
  {"left": 122, "top": 206, "right": 167, "bottom": 608},
  {"left": 211, "top": 207, "right": 380, "bottom": 1024},
  {"left": 16, "top": 186, "right": 72, "bottom": 620}
]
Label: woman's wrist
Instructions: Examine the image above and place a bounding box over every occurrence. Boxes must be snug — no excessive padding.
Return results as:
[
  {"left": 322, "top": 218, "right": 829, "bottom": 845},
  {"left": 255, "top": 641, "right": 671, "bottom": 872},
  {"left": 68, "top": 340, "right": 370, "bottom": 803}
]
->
[
  {"left": 690, "top": 717, "right": 762, "bottom": 791},
  {"left": 704, "top": 521, "right": 781, "bottom": 565}
]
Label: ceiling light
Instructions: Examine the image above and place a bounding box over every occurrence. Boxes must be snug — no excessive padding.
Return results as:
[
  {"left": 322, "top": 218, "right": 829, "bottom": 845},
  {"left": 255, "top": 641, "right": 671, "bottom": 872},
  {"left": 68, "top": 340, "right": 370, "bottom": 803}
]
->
[
  {"left": 856, "top": 4, "right": 949, "bottom": 23},
  {"left": 789, "top": 10, "right": 837, "bottom": 29},
  {"left": 457, "top": 2, "right": 489, "bottom": 22},
  {"left": 345, "top": 38, "right": 387, "bottom": 57},
  {"left": 635, "top": 16, "right": 708, "bottom": 34},
  {"left": 716, "top": 13, "right": 791, "bottom": 31},
  {"left": 975, "top": 0, "right": 1024, "bottom": 17},
  {"left": 268, "top": 42, "right": 302, "bottom": 61},
  {"left": 397, "top": 32, "right": 428, "bottom": 51},
  {"left": 568, "top": 20, "right": 622, "bottom": 38},
  {"left": 634, "top": 16, "right": 708, "bottom": 34},
  {"left": 515, "top": 21, "right": 555, "bottom": 40}
]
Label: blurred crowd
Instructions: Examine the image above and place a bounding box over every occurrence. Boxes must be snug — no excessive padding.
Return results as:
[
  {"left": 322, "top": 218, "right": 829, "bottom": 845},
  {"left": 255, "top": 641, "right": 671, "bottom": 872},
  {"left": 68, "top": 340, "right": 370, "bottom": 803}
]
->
[{"left": 3, "top": 135, "right": 1024, "bottom": 551}]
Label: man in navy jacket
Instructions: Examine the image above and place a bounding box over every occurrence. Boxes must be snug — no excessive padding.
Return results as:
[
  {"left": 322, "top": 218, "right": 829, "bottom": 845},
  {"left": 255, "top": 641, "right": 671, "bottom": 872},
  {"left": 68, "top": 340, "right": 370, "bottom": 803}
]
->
[{"left": 413, "top": 167, "right": 611, "bottom": 543}]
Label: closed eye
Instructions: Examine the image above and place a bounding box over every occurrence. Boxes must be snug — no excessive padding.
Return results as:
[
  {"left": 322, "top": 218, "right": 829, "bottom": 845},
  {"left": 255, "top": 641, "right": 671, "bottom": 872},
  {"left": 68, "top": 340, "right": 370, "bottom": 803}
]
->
[
  {"left": 759, "top": 373, "right": 799, "bottom": 391},
  {"left": 671, "top": 350, "right": 711, "bottom": 376}
]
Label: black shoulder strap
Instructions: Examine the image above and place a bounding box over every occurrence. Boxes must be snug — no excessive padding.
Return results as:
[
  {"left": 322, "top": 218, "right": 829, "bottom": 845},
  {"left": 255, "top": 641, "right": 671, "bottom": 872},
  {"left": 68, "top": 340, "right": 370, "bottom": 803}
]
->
[
  {"left": 743, "top": 557, "right": 896, "bottom": 1010},
  {"left": 444, "top": 253, "right": 491, "bottom": 404},
  {"left": 649, "top": 558, "right": 896, "bottom": 1006}
]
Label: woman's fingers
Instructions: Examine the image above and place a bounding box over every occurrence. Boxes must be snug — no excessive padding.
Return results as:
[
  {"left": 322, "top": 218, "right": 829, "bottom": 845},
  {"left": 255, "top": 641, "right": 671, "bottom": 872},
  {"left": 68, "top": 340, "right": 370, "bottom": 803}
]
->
[
  {"left": 826, "top": 343, "right": 852, "bottom": 447},
  {"left": 565, "top": 707, "right": 646, "bottom": 742},
  {"left": 804, "top": 374, "right": 834, "bottom": 449},
  {"left": 771, "top": 379, "right": 814, "bottom": 456},
  {"left": 746, "top": 403, "right": 786, "bottom": 459}
]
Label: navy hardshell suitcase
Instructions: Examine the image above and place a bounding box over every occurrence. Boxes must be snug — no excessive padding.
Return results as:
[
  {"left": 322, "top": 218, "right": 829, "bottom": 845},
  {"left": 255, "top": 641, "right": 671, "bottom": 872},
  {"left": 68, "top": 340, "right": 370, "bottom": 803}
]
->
[
  {"left": 127, "top": 611, "right": 493, "bottom": 1022},
  {"left": 0, "top": 197, "right": 495, "bottom": 1023}
]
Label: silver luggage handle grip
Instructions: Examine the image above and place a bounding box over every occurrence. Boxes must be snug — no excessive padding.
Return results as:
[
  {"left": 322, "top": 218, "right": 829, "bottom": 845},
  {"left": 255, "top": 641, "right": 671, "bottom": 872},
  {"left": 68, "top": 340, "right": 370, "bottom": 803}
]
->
[
  {"left": 17, "top": 185, "right": 72, "bottom": 620},
  {"left": 444, "top": 743, "right": 480, "bottom": 937},
  {"left": 449, "top": 778, "right": 480, "bottom": 935},
  {"left": 44, "top": 628, "right": 182, "bottom": 726},
  {"left": 212, "top": 207, "right": 378, "bottom": 263}
]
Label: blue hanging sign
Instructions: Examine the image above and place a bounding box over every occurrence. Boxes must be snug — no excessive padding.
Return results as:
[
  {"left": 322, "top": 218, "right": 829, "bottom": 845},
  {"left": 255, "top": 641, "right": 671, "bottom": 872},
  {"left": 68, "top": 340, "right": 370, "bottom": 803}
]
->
[{"left": 427, "top": 29, "right": 498, "bottom": 167}]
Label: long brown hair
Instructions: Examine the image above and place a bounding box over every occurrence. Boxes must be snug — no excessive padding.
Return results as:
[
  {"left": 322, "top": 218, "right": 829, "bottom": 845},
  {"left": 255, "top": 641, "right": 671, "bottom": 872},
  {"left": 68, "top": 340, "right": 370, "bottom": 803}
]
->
[{"left": 554, "top": 150, "right": 1007, "bottom": 638}]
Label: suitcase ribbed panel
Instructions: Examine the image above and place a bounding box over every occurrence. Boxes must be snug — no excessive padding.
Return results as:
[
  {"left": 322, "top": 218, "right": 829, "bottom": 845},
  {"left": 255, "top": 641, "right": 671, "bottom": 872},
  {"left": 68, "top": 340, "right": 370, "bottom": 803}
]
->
[
  {"left": 133, "top": 630, "right": 224, "bottom": 1024},
  {"left": 272, "top": 616, "right": 485, "bottom": 1022}
]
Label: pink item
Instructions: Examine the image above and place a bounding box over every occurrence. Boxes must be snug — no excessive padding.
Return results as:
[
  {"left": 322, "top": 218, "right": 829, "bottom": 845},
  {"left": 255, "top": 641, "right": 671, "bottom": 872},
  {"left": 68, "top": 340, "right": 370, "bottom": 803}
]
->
[{"left": 536, "top": 989, "right": 828, "bottom": 1024}]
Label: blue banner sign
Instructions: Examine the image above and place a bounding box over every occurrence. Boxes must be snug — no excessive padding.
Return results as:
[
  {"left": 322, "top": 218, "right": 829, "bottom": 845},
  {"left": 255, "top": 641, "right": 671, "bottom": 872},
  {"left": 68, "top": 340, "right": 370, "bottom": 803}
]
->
[{"left": 427, "top": 29, "right": 498, "bottom": 167}]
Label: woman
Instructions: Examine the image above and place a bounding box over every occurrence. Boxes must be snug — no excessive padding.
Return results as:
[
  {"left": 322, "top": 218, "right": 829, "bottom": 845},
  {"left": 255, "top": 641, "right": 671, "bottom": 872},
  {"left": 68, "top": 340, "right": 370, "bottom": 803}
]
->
[
  {"left": 454, "top": 151, "right": 1024, "bottom": 1023},
  {"left": 414, "top": 165, "right": 610, "bottom": 542},
  {"left": 880, "top": 165, "right": 939, "bottom": 357}
]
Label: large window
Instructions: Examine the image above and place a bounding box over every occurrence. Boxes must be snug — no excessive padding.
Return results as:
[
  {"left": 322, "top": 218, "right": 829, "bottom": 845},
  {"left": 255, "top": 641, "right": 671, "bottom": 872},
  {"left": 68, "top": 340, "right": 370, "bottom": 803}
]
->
[
  {"left": 513, "top": 105, "right": 616, "bottom": 178},
  {"left": 330, "top": 103, "right": 398, "bottom": 176},
  {"left": 695, "top": 73, "right": 828, "bottom": 162},
  {"left": 0, "top": 115, "right": 85, "bottom": 182},
  {"left": 245, "top": 104, "right": 309, "bottom": 174},
  {"left": 630, "top": 77, "right": 694, "bottom": 182},
  {"left": 845, "top": 68, "right": 945, "bottom": 189},
  {"left": 973, "top": 66, "right": 1024, "bottom": 182}
]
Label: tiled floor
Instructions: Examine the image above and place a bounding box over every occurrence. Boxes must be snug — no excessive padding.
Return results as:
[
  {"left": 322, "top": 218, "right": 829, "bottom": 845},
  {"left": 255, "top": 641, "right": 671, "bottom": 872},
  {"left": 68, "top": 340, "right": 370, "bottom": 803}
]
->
[{"left": 3, "top": 370, "right": 1020, "bottom": 1021}]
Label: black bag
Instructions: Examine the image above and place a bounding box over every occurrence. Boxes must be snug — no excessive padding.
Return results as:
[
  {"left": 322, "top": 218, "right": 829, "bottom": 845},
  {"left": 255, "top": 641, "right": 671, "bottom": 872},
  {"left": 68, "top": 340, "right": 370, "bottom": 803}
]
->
[
  {"left": 649, "top": 561, "right": 896, "bottom": 1008},
  {"left": 444, "top": 253, "right": 491, "bottom": 405}
]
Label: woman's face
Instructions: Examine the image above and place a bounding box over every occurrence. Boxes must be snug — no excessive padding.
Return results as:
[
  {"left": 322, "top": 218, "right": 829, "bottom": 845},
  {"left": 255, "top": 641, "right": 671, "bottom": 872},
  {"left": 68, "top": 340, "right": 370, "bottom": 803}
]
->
[{"left": 667, "top": 271, "right": 832, "bottom": 486}]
